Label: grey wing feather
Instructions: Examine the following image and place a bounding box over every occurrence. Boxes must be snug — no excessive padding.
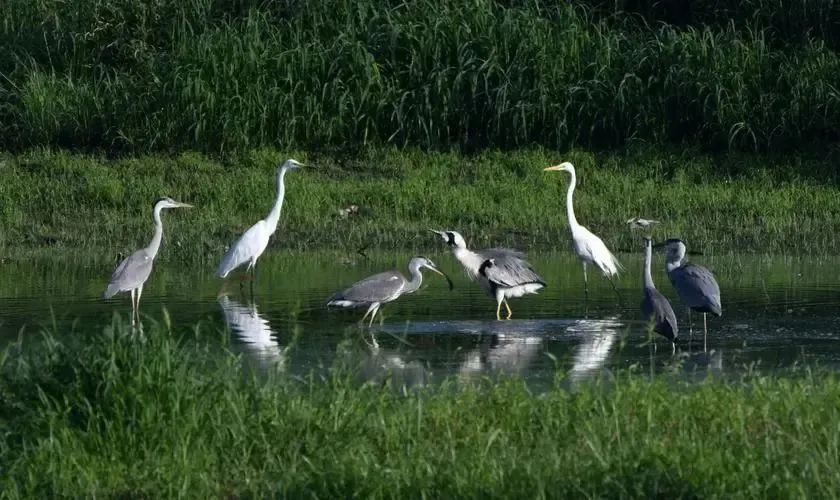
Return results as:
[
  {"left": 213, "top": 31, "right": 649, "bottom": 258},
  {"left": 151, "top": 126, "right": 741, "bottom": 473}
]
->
[
  {"left": 641, "top": 288, "right": 678, "bottom": 341},
  {"left": 481, "top": 247, "right": 526, "bottom": 260},
  {"left": 482, "top": 253, "right": 546, "bottom": 288},
  {"left": 103, "top": 249, "right": 154, "bottom": 298},
  {"left": 670, "top": 262, "right": 722, "bottom": 315},
  {"left": 327, "top": 270, "right": 406, "bottom": 305}
]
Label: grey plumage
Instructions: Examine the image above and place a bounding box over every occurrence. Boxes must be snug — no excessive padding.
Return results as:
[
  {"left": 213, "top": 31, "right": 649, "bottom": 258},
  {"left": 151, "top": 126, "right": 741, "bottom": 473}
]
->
[
  {"left": 430, "top": 230, "right": 546, "bottom": 320},
  {"left": 640, "top": 237, "right": 678, "bottom": 349},
  {"left": 104, "top": 249, "right": 154, "bottom": 299},
  {"left": 103, "top": 197, "right": 193, "bottom": 326},
  {"left": 327, "top": 256, "right": 451, "bottom": 327},
  {"left": 655, "top": 238, "right": 721, "bottom": 352}
]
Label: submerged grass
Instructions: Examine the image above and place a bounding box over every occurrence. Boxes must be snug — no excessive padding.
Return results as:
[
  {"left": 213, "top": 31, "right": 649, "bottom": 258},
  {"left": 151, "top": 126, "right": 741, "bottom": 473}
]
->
[
  {"left": 1, "top": 147, "right": 840, "bottom": 261},
  {"left": 2, "top": 316, "right": 840, "bottom": 497}
]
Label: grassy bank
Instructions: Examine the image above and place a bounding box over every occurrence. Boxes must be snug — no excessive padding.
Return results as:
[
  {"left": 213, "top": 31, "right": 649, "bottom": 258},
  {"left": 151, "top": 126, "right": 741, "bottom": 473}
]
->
[
  {"left": 3, "top": 0, "right": 840, "bottom": 154},
  {"left": 2, "top": 317, "right": 840, "bottom": 497},
  {"left": 1, "top": 147, "right": 839, "bottom": 260}
]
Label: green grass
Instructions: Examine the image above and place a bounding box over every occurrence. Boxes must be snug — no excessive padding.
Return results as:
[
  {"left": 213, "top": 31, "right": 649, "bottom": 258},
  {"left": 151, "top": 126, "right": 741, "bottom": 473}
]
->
[
  {"left": 3, "top": 0, "right": 840, "bottom": 154},
  {"left": 1, "top": 147, "right": 839, "bottom": 261},
  {"left": 2, "top": 315, "right": 840, "bottom": 497}
]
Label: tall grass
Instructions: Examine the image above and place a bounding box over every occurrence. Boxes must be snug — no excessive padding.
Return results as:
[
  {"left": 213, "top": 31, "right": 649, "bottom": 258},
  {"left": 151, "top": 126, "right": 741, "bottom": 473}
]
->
[
  {"left": 2, "top": 316, "right": 840, "bottom": 497},
  {"left": 1, "top": 147, "right": 840, "bottom": 258},
  {"left": 2, "top": 0, "right": 840, "bottom": 154}
]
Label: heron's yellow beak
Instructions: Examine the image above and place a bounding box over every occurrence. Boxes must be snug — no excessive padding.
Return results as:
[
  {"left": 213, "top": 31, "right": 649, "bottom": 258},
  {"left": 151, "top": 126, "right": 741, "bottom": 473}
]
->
[
  {"left": 427, "top": 264, "right": 455, "bottom": 290},
  {"left": 178, "top": 202, "right": 194, "bottom": 208},
  {"left": 543, "top": 165, "right": 564, "bottom": 172}
]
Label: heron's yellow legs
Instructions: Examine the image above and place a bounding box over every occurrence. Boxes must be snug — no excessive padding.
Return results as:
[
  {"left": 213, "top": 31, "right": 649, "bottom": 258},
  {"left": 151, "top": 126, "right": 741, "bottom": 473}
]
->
[{"left": 495, "top": 299, "right": 513, "bottom": 320}]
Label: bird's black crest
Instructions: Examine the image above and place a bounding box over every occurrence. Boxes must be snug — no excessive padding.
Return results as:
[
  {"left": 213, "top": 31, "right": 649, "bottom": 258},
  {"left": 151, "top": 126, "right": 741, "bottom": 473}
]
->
[
  {"left": 152, "top": 197, "right": 170, "bottom": 209},
  {"left": 445, "top": 231, "right": 456, "bottom": 246},
  {"left": 478, "top": 258, "right": 494, "bottom": 277}
]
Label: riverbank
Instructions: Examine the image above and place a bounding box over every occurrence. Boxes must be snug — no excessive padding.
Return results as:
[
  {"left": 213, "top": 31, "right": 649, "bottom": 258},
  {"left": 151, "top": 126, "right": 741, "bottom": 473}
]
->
[
  {"left": 1, "top": 147, "right": 839, "bottom": 261},
  {"left": 2, "top": 318, "right": 839, "bottom": 497}
]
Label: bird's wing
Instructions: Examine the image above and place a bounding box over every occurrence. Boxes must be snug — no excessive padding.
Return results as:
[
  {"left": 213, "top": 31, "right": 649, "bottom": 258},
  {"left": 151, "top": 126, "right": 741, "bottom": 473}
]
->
[
  {"left": 670, "top": 262, "right": 722, "bottom": 311},
  {"left": 575, "top": 226, "right": 623, "bottom": 274},
  {"left": 482, "top": 247, "right": 526, "bottom": 260},
  {"left": 650, "top": 289, "right": 678, "bottom": 337},
  {"left": 103, "top": 249, "right": 154, "bottom": 298},
  {"left": 327, "top": 271, "right": 406, "bottom": 305},
  {"left": 217, "top": 221, "right": 269, "bottom": 277},
  {"left": 480, "top": 253, "right": 546, "bottom": 288}
]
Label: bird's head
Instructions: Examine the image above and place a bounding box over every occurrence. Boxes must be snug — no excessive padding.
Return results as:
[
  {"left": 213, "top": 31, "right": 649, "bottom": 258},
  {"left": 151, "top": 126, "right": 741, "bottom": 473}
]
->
[
  {"left": 642, "top": 236, "right": 653, "bottom": 249},
  {"left": 154, "top": 197, "right": 194, "bottom": 211},
  {"left": 543, "top": 161, "right": 575, "bottom": 174},
  {"left": 429, "top": 229, "right": 467, "bottom": 250},
  {"left": 279, "top": 158, "right": 305, "bottom": 171},
  {"left": 653, "top": 238, "right": 686, "bottom": 261},
  {"left": 410, "top": 255, "right": 454, "bottom": 290}
]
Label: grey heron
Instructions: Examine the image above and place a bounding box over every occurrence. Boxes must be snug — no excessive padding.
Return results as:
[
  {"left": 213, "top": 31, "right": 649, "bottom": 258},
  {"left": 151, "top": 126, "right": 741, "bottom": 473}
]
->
[
  {"left": 543, "top": 162, "right": 622, "bottom": 299},
  {"left": 654, "top": 238, "right": 721, "bottom": 352},
  {"left": 217, "top": 159, "right": 304, "bottom": 284},
  {"left": 103, "top": 197, "right": 193, "bottom": 325},
  {"left": 627, "top": 217, "right": 660, "bottom": 230},
  {"left": 327, "top": 256, "right": 453, "bottom": 327},
  {"left": 640, "top": 236, "right": 678, "bottom": 353},
  {"left": 430, "top": 230, "right": 546, "bottom": 320}
]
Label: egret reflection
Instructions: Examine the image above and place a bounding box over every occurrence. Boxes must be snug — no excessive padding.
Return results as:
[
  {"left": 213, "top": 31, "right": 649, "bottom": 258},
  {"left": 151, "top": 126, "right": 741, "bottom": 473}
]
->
[
  {"left": 567, "top": 318, "right": 621, "bottom": 384},
  {"left": 218, "top": 294, "right": 285, "bottom": 368}
]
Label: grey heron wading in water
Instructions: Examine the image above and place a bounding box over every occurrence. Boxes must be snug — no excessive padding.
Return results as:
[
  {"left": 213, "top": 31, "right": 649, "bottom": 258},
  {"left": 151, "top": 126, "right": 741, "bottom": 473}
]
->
[
  {"left": 103, "top": 197, "right": 193, "bottom": 325},
  {"left": 654, "top": 238, "right": 721, "bottom": 352},
  {"left": 327, "top": 256, "right": 453, "bottom": 327},
  {"left": 640, "top": 237, "right": 678, "bottom": 353},
  {"left": 543, "top": 162, "right": 622, "bottom": 300},
  {"left": 217, "top": 159, "right": 304, "bottom": 288},
  {"left": 430, "top": 230, "right": 546, "bottom": 320}
]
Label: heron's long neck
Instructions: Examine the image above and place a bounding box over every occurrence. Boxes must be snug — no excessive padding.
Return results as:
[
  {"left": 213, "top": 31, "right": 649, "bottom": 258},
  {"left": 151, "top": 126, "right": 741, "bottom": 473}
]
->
[
  {"left": 665, "top": 252, "right": 684, "bottom": 274},
  {"left": 452, "top": 247, "right": 483, "bottom": 278},
  {"left": 643, "top": 246, "right": 655, "bottom": 289},
  {"left": 264, "top": 168, "right": 288, "bottom": 233},
  {"left": 145, "top": 206, "right": 164, "bottom": 259},
  {"left": 404, "top": 264, "right": 424, "bottom": 294},
  {"left": 565, "top": 171, "right": 580, "bottom": 228}
]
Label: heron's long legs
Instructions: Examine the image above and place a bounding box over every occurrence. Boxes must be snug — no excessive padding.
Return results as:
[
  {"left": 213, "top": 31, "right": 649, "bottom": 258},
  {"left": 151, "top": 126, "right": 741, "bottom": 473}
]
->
[
  {"left": 582, "top": 262, "right": 589, "bottom": 298},
  {"left": 368, "top": 304, "right": 381, "bottom": 327},
  {"left": 360, "top": 303, "right": 377, "bottom": 325},
  {"left": 703, "top": 313, "right": 708, "bottom": 353},
  {"left": 495, "top": 300, "right": 503, "bottom": 321},
  {"left": 504, "top": 299, "right": 512, "bottom": 320},
  {"left": 136, "top": 284, "right": 144, "bottom": 326},
  {"left": 130, "top": 288, "right": 137, "bottom": 326}
]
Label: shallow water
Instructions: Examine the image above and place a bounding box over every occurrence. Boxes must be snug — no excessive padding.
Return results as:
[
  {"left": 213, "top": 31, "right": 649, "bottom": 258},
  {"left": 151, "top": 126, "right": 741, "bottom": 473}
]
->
[{"left": 1, "top": 250, "right": 839, "bottom": 388}]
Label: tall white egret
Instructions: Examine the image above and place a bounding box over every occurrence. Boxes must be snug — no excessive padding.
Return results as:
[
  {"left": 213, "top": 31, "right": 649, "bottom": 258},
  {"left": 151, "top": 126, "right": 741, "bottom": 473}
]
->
[
  {"left": 430, "top": 230, "right": 546, "bottom": 320},
  {"left": 103, "top": 197, "right": 193, "bottom": 325},
  {"left": 217, "top": 159, "right": 304, "bottom": 283},
  {"left": 654, "top": 238, "right": 721, "bottom": 353},
  {"left": 543, "top": 162, "right": 622, "bottom": 299}
]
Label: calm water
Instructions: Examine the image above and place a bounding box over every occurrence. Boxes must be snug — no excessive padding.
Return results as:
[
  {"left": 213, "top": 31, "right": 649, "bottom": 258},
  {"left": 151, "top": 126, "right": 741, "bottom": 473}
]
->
[{"left": 2, "top": 250, "right": 840, "bottom": 388}]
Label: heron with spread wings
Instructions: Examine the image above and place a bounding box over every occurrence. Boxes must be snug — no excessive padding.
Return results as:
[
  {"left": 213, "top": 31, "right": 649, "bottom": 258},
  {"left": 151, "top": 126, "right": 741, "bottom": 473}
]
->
[{"left": 430, "top": 230, "right": 546, "bottom": 320}]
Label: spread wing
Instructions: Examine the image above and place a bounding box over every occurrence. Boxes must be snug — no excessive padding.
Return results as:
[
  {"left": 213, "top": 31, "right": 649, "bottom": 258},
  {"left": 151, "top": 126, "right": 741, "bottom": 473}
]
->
[
  {"left": 103, "top": 249, "right": 154, "bottom": 298},
  {"left": 327, "top": 271, "right": 406, "bottom": 306},
  {"left": 479, "top": 253, "right": 546, "bottom": 288}
]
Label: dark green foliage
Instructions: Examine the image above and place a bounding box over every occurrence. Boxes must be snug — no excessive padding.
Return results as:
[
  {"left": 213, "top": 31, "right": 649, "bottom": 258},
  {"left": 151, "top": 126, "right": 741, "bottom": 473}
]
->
[{"left": 2, "top": 0, "right": 840, "bottom": 154}]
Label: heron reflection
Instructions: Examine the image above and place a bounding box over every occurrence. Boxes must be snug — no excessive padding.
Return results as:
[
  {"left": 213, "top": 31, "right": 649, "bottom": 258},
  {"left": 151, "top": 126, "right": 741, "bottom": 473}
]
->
[
  {"left": 567, "top": 318, "right": 621, "bottom": 384},
  {"left": 218, "top": 294, "right": 285, "bottom": 368},
  {"left": 457, "top": 321, "right": 545, "bottom": 380}
]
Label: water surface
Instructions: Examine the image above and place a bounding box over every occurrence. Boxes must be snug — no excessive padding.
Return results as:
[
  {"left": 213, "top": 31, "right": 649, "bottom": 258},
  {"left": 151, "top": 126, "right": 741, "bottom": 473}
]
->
[{"left": 2, "top": 251, "right": 839, "bottom": 388}]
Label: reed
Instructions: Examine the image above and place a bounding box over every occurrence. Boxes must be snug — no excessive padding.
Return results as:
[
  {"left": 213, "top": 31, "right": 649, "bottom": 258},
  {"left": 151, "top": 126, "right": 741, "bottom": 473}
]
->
[
  {"left": 2, "top": 0, "right": 840, "bottom": 154},
  {"left": 2, "top": 316, "right": 840, "bottom": 497}
]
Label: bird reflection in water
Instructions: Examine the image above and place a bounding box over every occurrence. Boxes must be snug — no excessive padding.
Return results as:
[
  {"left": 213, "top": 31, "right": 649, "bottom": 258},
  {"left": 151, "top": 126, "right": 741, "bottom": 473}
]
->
[
  {"left": 457, "top": 321, "right": 545, "bottom": 381},
  {"left": 566, "top": 318, "right": 621, "bottom": 385},
  {"left": 218, "top": 294, "right": 285, "bottom": 369}
]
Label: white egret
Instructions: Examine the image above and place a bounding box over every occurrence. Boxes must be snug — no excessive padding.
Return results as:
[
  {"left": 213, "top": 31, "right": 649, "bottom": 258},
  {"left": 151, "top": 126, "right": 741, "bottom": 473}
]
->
[
  {"left": 217, "top": 159, "right": 304, "bottom": 284},
  {"left": 544, "top": 162, "right": 622, "bottom": 299}
]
